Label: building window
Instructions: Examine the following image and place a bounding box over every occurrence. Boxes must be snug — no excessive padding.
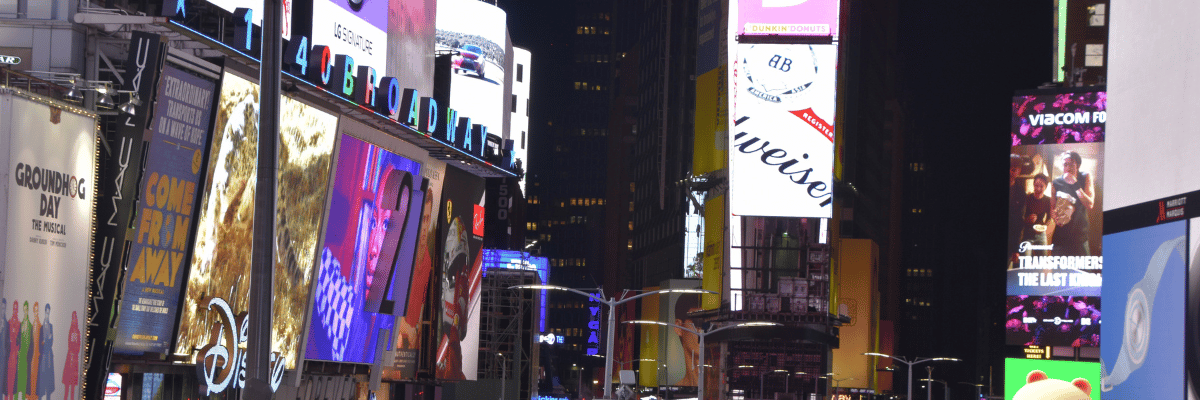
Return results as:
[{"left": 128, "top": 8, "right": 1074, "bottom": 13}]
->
[
  {"left": 517, "top": 64, "right": 524, "bottom": 82},
  {"left": 511, "top": 95, "right": 517, "bottom": 112}
]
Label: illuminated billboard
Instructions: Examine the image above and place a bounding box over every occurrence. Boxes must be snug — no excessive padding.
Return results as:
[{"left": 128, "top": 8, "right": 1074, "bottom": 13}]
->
[
  {"left": 1097, "top": 197, "right": 1192, "bottom": 399},
  {"left": 312, "top": 0, "right": 388, "bottom": 75},
  {"left": 305, "top": 132, "right": 426, "bottom": 363},
  {"left": 385, "top": 158, "right": 447, "bottom": 381},
  {"left": 1003, "top": 358, "right": 1099, "bottom": 400},
  {"left": 510, "top": 47, "right": 531, "bottom": 189},
  {"left": 481, "top": 249, "right": 548, "bottom": 331},
  {"left": 661, "top": 281, "right": 702, "bottom": 387},
  {"left": 435, "top": 0, "right": 507, "bottom": 138},
  {"left": 1, "top": 91, "right": 95, "bottom": 400},
  {"left": 435, "top": 165, "right": 485, "bottom": 381},
  {"left": 737, "top": 0, "right": 839, "bottom": 37},
  {"left": 729, "top": 43, "right": 836, "bottom": 219},
  {"left": 175, "top": 71, "right": 338, "bottom": 369},
  {"left": 113, "top": 65, "right": 217, "bottom": 355},
  {"left": 1006, "top": 91, "right": 1105, "bottom": 347},
  {"left": 200, "top": 0, "right": 292, "bottom": 39}
]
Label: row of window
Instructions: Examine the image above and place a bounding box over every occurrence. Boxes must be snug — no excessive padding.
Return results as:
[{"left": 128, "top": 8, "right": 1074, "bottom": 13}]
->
[
  {"left": 552, "top": 258, "right": 587, "bottom": 267},
  {"left": 905, "top": 298, "right": 932, "bottom": 307},
  {"left": 576, "top": 26, "right": 610, "bottom": 35},
  {"left": 576, "top": 54, "right": 612, "bottom": 64},
  {"left": 906, "top": 268, "right": 932, "bottom": 277},
  {"left": 574, "top": 81, "right": 607, "bottom": 91},
  {"left": 578, "top": 128, "right": 608, "bottom": 136}
]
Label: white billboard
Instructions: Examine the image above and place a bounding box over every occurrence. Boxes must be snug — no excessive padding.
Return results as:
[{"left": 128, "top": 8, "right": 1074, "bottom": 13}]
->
[
  {"left": 510, "top": 47, "right": 531, "bottom": 191},
  {"left": 202, "top": 0, "right": 291, "bottom": 39},
  {"left": 435, "top": 0, "right": 508, "bottom": 138},
  {"left": 0, "top": 90, "right": 96, "bottom": 400},
  {"left": 313, "top": 0, "right": 389, "bottom": 74},
  {"left": 729, "top": 44, "right": 837, "bottom": 218}
]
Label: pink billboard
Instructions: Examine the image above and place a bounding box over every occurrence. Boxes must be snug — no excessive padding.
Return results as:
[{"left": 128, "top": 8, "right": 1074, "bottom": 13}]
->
[{"left": 738, "top": 0, "right": 839, "bottom": 37}]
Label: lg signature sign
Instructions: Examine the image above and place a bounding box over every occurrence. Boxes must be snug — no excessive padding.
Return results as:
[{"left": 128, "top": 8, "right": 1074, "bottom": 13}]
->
[{"left": 195, "top": 297, "right": 285, "bottom": 395}]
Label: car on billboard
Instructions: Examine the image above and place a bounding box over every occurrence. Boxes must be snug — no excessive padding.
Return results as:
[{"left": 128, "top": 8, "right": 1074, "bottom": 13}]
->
[{"left": 453, "top": 44, "right": 487, "bottom": 78}]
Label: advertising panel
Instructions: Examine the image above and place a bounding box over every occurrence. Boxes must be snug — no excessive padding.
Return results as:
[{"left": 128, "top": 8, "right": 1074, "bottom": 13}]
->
[
  {"left": 729, "top": 43, "right": 836, "bottom": 219},
  {"left": 1003, "top": 358, "right": 1100, "bottom": 400},
  {"left": 701, "top": 194, "right": 725, "bottom": 310},
  {"left": 113, "top": 65, "right": 217, "bottom": 355},
  {"left": 305, "top": 133, "right": 426, "bottom": 363},
  {"left": 481, "top": 249, "right": 548, "bottom": 330},
  {"left": 1006, "top": 142, "right": 1104, "bottom": 296},
  {"left": 661, "top": 281, "right": 702, "bottom": 387},
  {"left": 737, "top": 0, "right": 839, "bottom": 37},
  {"left": 312, "top": 0, "right": 388, "bottom": 76},
  {"left": 200, "top": 0, "right": 292, "bottom": 39},
  {"left": 830, "top": 239, "right": 876, "bottom": 387},
  {"left": 175, "top": 71, "right": 338, "bottom": 370},
  {"left": 0, "top": 90, "right": 96, "bottom": 400},
  {"left": 434, "top": 165, "right": 485, "bottom": 381},
  {"left": 384, "top": 158, "right": 446, "bottom": 381},
  {"left": 1098, "top": 198, "right": 1190, "bottom": 399},
  {"left": 435, "top": 0, "right": 507, "bottom": 138},
  {"left": 385, "top": 0, "right": 436, "bottom": 97},
  {"left": 1006, "top": 91, "right": 1105, "bottom": 347}
]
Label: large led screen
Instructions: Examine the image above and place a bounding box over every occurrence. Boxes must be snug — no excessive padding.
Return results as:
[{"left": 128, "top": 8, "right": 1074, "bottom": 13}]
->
[
  {"left": 1004, "top": 358, "right": 1100, "bottom": 400},
  {"left": 0, "top": 91, "right": 95, "bottom": 400},
  {"left": 313, "top": 0, "right": 388, "bottom": 75},
  {"left": 1006, "top": 142, "right": 1104, "bottom": 296},
  {"left": 663, "top": 284, "right": 702, "bottom": 387},
  {"left": 737, "top": 0, "right": 839, "bottom": 37},
  {"left": 1100, "top": 218, "right": 1186, "bottom": 399},
  {"left": 174, "top": 71, "right": 338, "bottom": 369},
  {"left": 201, "top": 0, "right": 291, "bottom": 39},
  {"left": 481, "top": 249, "right": 548, "bottom": 331},
  {"left": 113, "top": 65, "right": 217, "bottom": 355},
  {"left": 1004, "top": 294, "right": 1101, "bottom": 347},
  {"left": 435, "top": 0, "right": 507, "bottom": 138},
  {"left": 729, "top": 43, "right": 836, "bottom": 219},
  {"left": 434, "top": 165, "right": 485, "bottom": 381},
  {"left": 384, "top": 158, "right": 445, "bottom": 380},
  {"left": 305, "top": 133, "right": 425, "bottom": 363}
]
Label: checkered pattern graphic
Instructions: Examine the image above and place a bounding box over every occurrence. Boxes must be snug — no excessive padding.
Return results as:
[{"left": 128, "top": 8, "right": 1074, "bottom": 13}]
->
[{"left": 315, "top": 248, "right": 355, "bottom": 361}]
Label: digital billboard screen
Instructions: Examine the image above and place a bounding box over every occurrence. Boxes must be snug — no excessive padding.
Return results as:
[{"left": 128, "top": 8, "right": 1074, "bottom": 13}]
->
[
  {"left": 737, "top": 0, "right": 839, "bottom": 37},
  {"left": 1007, "top": 91, "right": 1105, "bottom": 347},
  {"left": 1004, "top": 358, "right": 1099, "bottom": 400},
  {"left": 434, "top": 165, "right": 485, "bottom": 381},
  {"left": 481, "top": 249, "right": 548, "bottom": 331},
  {"left": 175, "top": 71, "right": 338, "bottom": 369},
  {"left": 0, "top": 91, "right": 96, "bottom": 400},
  {"left": 201, "top": 0, "right": 292, "bottom": 39},
  {"left": 729, "top": 43, "right": 836, "bottom": 219},
  {"left": 305, "top": 133, "right": 425, "bottom": 364},
  {"left": 313, "top": 0, "right": 388, "bottom": 75},
  {"left": 113, "top": 64, "right": 217, "bottom": 355},
  {"left": 435, "top": 0, "right": 507, "bottom": 137},
  {"left": 1097, "top": 197, "right": 1192, "bottom": 399}
]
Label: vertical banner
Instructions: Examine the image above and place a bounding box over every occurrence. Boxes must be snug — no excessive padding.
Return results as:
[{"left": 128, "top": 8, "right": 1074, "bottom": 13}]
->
[
  {"left": 304, "top": 133, "right": 423, "bottom": 364},
  {"left": 434, "top": 165, "right": 485, "bottom": 381},
  {"left": 729, "top": 43, "right": 837, "bottom": 219},
  {"left": 0, "top": 91, "right": 97, "bottom": 400},
  {"left": 113, "top": 65, "right": 216, "bottom": 355},
  {"left": 175, "top": 71, "right": 337, "bottom": 370},
  {"left": 87, "top": 30, "right": 166, "bottom": 399},
  {"left": 637, "top": 287, "right": 661, "bottom": 388}
]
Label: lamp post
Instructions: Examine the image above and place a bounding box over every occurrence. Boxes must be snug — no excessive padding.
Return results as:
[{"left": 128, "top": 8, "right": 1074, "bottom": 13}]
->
[
  {"left": 822, "top": 375, "right": 855, "bottom": 397},
  {"left": 956, "top": 382, "right": 985, "bottom": 399},
  {"left": 511, "top": 285, "right": 716, "bottom": 400},
  {"left": 627, "top": 321, "right": 780, "bottom": 400},
  {"left": 920, "top": 378, "right": 948, "bottom": 400},
  {"left": 863, "top": 353, "right": 960, "bottom": 400}
]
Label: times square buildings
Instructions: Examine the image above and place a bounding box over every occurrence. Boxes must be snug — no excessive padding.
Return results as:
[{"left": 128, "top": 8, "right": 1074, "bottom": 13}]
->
[{"left": 0, "top": 0, "right": 923, "bottom": 399}]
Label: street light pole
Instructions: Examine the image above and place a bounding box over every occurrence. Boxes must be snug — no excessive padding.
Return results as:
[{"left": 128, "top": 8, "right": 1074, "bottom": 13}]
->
[
  {"left": 511, "top": 285, "right": 716, "bottom": 400},
  {"left": 626, "top": 320, "right": 779, "bottom": 400},
  {"left": 863, "top": 353, "right": 960, "bottom": 400}
]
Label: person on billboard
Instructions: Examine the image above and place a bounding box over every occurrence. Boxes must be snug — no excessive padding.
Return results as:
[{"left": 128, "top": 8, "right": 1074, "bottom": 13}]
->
[
  {"left": 672, "top": 294, "right": 701, "bottom": 387},
  {"left": 437, "top": 208, "right": 470, "bottom": 381},
  {"left": 1051, "top": 151, "right": 1094, "bottom": 256},
  {"left": 27, "top": 303, "right": 39, "bottom": 400},
  {"left": 16, "top": 302, "right": 29, "bottom": 400},
  {"left": 1021, "top": 174, "right": 1054, "bottom": 256},
  {"left": 1009, "top": 155, "right": 1032, "bottom": 268},
  {"left": 36, "top": 304, "right": 51, "bottom": 400},
  {"left": 62, "top": 312, "right": 80, "bottom": 400},
  {"left": 7, "top": 301, "right": 17, "bottom": 400}
]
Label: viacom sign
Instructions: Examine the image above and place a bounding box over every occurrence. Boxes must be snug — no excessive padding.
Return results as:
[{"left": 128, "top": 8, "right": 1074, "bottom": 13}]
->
[{"left": 161, "top": 2, "right": 512, "bottom": 170}]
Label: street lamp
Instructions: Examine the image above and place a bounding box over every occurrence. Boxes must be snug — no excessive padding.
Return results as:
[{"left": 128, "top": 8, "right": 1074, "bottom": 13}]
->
[
  {"left": 920, "top": 378, "right": 948, "bottom": 400},
  {"left": 511, "top": 284, "right": 716, "bottom": 400},
  {"left": 820, "top": 374, "right": 855, "bottom": 396},
  {"left": 627, "top": 321, "right": 780, "bottom": 400},
  {"left": 956, "top": 381, "right": 985, "bottom": 399},
  {"left": 863, "top": 353, "right": 960, "bottom": 400}
]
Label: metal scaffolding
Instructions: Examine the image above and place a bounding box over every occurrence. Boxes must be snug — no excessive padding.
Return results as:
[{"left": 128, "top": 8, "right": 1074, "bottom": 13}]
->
[{"left": 478, "top": 250, "right": 541, "bottom": 400}]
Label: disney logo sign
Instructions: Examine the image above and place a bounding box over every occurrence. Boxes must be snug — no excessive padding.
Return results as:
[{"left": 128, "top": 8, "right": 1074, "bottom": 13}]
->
[{"left": 195, "top": 297, "right": 286, "bottom": 395}]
